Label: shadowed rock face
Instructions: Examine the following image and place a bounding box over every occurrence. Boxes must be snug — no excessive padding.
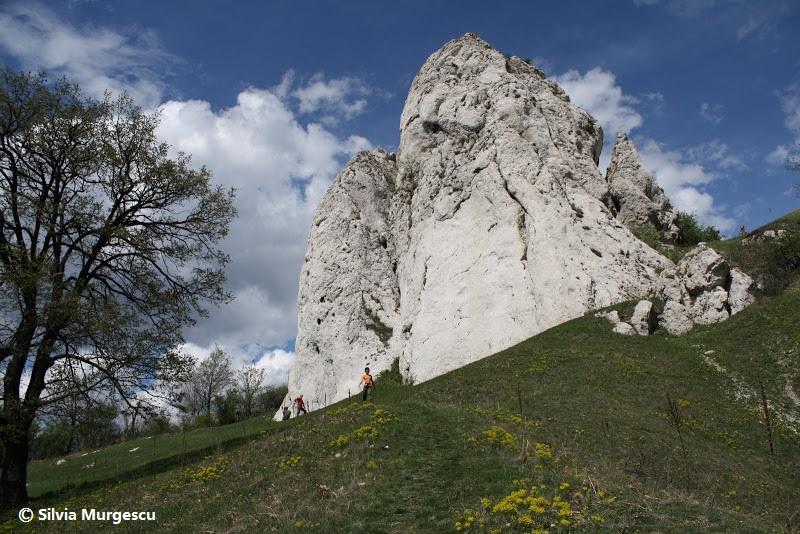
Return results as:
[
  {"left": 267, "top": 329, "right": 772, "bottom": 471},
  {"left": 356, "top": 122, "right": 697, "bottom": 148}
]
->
[
  {"left": 282, "top": 33, "right": 673, "bottom": 415},
  {"left": 605, "top": 133, "right": 680, "bottom": 244}
]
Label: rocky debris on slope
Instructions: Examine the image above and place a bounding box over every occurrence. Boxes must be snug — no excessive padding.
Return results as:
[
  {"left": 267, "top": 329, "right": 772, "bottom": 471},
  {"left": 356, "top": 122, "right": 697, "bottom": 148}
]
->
[
  {"left": 742, "top": 229, "right": 788, "bottom": 244},
  {"left": 595, "top": 310, "right": 634, "bottom": 336},
  {"left": 659, "top": 244, "right": 755, "bottom": 334},
  {"left": 604, "top": 133, "right": 680, "bottom": 244},
  {"left": 602, "top": 244, "right": 756, "bottom": 337},
  {"left": 282, "top": 33, "right": 674, "bottom": 416},
  {"left": 596, "top": 299, "right": 656, "bottom": 337}
]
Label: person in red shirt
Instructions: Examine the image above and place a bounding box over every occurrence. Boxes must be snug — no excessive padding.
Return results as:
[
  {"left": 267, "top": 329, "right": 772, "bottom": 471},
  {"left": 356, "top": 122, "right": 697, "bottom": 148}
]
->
[{"left": 294, "top": 394, "right": 307, "bottom": 415}]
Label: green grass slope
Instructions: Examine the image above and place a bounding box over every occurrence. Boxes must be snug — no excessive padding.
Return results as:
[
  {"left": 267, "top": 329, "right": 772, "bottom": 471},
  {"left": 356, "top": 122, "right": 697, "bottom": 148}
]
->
[{"left": 5, "top": 217, "right": 800, "bottom": 533}]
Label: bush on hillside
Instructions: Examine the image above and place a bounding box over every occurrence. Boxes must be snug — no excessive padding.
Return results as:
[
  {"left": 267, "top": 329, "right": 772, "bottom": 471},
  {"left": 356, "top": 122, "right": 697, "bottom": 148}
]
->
[
  {"left": 677, "top": 212, "right": 721, "bottom": 245},
  {"left": 377, "top": 357, "right": 403, "bottom": 384},
  {"left": 214, "top": 389, "right": 242, "bottom": 425},
  {"left": 631, "top": 222, "right": 661, "bottom": 250},
  {"left": 257, "top": 385, "right": 289, "bottom": 413}
]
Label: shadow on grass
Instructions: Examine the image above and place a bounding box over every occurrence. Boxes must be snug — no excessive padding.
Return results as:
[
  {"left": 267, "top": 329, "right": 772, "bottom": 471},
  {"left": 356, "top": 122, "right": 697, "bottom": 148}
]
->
[{"left": 26, "top": 418, "right": 299, "bottom": 507}]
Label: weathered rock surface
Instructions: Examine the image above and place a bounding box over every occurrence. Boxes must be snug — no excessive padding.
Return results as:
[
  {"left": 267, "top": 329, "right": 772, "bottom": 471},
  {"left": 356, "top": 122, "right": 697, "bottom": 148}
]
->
[
  {"left": 605, "top": 134, "right": 680, "bottom": 243},
  {"left": 287, "top": 150, "right": 401, "bottom": 407},
  {"left": 630, "top": 300, "right": 657, "bottom": 335},
  {"left": 612, "top": 321, "right": 636, "bottom": 336},
  {"left": 658, "top": 244, "right": 755, "bottom": 334},
  {"left": 281, "top": 33, "right": 675, "bottom": 415},
  {"left": 742, "top": 228, "right": 787, "bottom": 244}
]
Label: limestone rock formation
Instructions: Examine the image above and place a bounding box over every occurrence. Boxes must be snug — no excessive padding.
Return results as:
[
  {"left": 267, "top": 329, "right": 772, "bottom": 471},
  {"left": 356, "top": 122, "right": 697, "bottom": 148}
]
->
[
  {"left": 630, "top": 300, "right": 657, "bottom": 335},
  {"left": 658, "top": 244, "right": 755, "bottom": 335},
  {"left": 605, "top": 134, "right": 680, "bottom": 243},
  {"left": 290, "top": 150, "right": 400, "bottom": 406},
  {"left": 282, "top": 33, "right": 675, "bottom": 415}
]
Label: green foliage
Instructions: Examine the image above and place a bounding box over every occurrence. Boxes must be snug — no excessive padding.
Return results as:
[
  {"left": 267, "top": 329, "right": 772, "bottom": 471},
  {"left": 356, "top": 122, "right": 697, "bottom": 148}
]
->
[
  {"left": 214, "top": 390, "right": 241, "bottom": 425},
  {"left": 257, "top": 384, "right": 289, "bottom": 413},
  {"left": 30, "top": 403, "right": 121, "bottom": 460},
  {"left": 0, "top": 68, "right": 235, "bottom": 506},
  {"left": 677, "top": 211, "right": 721, "bottom": 245},
  {"left": 376, "top": 357, "right": 403, "bottom": 384},
  {"left": 713, "top": 211, "right": 800, "bottom": 295},
  {"left": 630, "top": 222, "right": 661, "bottom": 250}
]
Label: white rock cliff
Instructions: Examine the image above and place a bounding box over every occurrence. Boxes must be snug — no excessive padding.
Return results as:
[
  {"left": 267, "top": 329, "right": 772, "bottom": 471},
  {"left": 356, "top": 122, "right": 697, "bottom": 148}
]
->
[{"left": 282, "top": 34, "right": 675, "bottom": 414}]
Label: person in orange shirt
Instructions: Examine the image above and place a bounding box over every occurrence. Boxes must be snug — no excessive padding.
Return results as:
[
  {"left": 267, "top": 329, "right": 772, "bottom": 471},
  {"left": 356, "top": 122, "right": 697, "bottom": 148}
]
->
[{"left": 358, "top": 367, "right": 374, "bottom": 402}]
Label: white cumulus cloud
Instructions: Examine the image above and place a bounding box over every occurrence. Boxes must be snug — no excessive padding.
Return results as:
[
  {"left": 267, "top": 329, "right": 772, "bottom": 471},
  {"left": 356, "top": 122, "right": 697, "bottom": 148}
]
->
[
  {"left": 553, "top": 67, "right": 643, "bottom": 141},
  {"left": 637, "top": 139, "right": 734, "bottom": 231},
  {"left": 291, "top": 72, "right": 372, "bottom": 122},
  {"left": 0, "top": 2, "right": 378, "bottom": 381},
  {"left": 157, "top": 87, "right": 371, "bottom": 376},
  {"left": 0, "top": 2, "right": 174, "bottom": 108}
]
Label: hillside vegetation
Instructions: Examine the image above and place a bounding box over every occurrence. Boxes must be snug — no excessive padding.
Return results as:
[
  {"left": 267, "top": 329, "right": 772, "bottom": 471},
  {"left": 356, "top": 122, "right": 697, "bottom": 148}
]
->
[{"left": 4, "top": 212, "right": 799, "bottom": 533}]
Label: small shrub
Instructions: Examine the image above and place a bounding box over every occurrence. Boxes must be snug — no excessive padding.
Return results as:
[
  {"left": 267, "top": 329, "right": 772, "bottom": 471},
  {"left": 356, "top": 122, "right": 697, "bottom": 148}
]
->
[
  {"left": 631, "top": 222, "right": 661, "bottom": 250},
  {"left": 376, "top": 357, "right": 403, "bottom": 384},
  {"left": 677, "top": 211, "right": 721, "bottom": 245}
]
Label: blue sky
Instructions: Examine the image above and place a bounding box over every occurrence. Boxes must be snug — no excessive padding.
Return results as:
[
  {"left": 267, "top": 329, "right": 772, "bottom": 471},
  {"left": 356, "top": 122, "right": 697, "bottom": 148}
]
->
[{"left": 1, "top": 0, "right": 798, "bottom": 379}]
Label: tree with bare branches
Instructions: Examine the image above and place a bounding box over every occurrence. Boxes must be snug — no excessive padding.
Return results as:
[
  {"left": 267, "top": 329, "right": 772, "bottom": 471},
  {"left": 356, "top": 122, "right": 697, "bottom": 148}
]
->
[
  {"left": 0, "top": 69, "right": 236, "bottom": 507},
  {"left": 184, "top": 346, "right": 233, "bottom": 419},
  {"left": 237, "top": 364, "right": 265, "bottom": 418}
]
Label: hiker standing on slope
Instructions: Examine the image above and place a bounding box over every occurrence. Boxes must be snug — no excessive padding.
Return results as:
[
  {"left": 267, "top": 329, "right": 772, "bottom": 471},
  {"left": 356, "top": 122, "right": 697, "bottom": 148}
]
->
[
  {"left": 294, "top": 394, "right": 307, "bottom": 416},
  {"left": 359, "top": 367, "right": 374, "bottom": 401}
]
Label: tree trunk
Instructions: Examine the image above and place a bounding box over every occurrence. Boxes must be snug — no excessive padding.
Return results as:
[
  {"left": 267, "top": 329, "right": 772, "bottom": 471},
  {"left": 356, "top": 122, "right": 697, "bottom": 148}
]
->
[{"left": 0, "top": 423, "right": 31, "bottom": 508}]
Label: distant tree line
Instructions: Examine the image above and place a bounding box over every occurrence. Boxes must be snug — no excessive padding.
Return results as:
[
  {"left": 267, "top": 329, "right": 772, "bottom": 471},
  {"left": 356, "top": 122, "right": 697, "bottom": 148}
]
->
[{"left": 28, "top": 345, "right": 287, "bottom": 460}]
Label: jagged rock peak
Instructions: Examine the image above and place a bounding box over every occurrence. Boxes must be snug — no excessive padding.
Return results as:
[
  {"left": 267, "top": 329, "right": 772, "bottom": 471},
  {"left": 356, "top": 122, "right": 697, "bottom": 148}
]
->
[
  {"left": 280, "top": 34, "right": 675, "bottom": 417},
  {"left": 605, "top": 133, "right": 680, "bottom": 243}
]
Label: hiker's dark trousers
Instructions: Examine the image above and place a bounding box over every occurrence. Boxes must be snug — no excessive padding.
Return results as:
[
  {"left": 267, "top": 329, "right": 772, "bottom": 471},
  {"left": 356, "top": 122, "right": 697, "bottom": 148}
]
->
[{"left": 362, "top": 385, "right": 372, "bottom": 401}]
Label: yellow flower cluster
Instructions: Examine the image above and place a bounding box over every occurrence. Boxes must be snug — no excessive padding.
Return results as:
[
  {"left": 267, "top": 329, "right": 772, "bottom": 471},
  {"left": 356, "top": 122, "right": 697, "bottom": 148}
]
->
[
  {"left": 470, "top": 407, "right": 536, "bottom": 429},
  {"left": 454, "top": 508, "right": 483, "bottom": 531},
  {"left": 372, "top": 407, "right": 397, "bottom": 425},
  {"left": 182, "top": 456, "right": 229, "bottom": 484},
  {"left": 533, "top": 442, "right": 552, "bottom": 460},
  {"left": 277, "top": 455, "right": 303, "bottom": 469},
  {"left": 352, "top": 425, "right": 379, "bottom": 440},
  {"left": 472, "top": 426, "right": 517, "bottom": 449},
  {"left": 366, "top": 460, "right": 379, "bottom": 470},
  {"left": 457, "top": 477, "right": 617, "bottom": 532},
  {"left": 329, "top": 434, "right": 350, "bottom": 448}
]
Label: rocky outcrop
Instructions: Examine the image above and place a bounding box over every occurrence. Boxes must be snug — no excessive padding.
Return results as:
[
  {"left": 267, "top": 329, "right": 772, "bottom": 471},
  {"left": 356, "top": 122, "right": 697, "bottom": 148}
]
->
[
  {"left": 288, "top": 150, "right": 401, "bottom": 406},
  {"left": 658, "top": 244, "right": 755, "bottom": 335},
  {"left": 600, "top": 245, "right": 756, "bottom": 337},
  {"left": 630, "top": 300, "right": 657, "bottom": 335},
  {"left": 605, "top": 134, "right": 680, "bottom": 244},
  {"left": 282, "top": 34, "right": 675, "bottom": 415},
  {"left": 742, "top": 228, "right": 787, "bottom": 244},
  {"left": 597, "top": 300, "right": 657, "bottom": 336}
]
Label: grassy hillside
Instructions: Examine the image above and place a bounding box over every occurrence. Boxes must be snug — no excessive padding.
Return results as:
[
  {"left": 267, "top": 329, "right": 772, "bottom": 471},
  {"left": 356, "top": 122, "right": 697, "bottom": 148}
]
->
[{"left": 4, "top": 216, "right": 799, "bottom": 533}]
